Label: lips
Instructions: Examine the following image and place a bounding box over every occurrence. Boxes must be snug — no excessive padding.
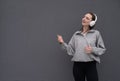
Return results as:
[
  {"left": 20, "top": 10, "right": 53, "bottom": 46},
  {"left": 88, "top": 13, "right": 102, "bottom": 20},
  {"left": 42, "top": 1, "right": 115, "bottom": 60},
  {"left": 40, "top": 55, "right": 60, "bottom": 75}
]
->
[
  {"left": 82, "top": 20, "right": 86, "bottom": 23},
  {"left": 82, "top": 19, "right": 86, "bottom": 23}
]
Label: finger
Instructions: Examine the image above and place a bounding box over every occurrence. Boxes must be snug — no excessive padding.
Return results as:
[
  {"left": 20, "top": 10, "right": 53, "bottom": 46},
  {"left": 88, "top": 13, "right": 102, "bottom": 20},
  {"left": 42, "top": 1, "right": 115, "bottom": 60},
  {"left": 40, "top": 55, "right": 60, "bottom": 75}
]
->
[
  {"left": 85, "top": 46, "right": 89, "bottom": 49},
  {"left": 88, "top": 45, "right": 92, "bottom": 48},
  {"left": 57, "top": 35, "right": 60, "bottom": 37}
]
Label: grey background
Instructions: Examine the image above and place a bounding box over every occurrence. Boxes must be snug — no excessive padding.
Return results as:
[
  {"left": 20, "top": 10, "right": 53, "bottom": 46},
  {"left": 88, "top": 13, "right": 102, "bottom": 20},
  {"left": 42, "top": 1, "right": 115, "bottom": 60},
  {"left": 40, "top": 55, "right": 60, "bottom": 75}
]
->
[{"left": 0, "top": 0, "right": 120, "bottom": 81}]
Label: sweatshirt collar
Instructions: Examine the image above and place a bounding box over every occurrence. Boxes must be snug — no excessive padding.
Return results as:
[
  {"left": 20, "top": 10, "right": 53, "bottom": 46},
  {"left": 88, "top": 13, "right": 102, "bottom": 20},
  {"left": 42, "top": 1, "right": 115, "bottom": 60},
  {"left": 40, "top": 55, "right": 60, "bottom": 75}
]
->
[{"left": 76, "top": 29, "right": 95, "bottom": 35}]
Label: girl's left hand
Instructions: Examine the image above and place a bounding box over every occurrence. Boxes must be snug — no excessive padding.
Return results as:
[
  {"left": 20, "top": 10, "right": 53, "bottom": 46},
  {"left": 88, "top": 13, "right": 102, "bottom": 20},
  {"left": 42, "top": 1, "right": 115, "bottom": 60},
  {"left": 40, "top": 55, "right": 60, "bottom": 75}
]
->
[{"left": 85, "top": 46, "right": 92, "bottom": 54}]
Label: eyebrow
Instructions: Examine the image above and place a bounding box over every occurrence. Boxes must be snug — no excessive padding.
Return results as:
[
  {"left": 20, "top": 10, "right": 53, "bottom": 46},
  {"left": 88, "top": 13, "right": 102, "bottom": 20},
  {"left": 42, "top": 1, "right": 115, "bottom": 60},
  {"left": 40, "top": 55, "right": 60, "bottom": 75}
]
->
[{"left": 86, "top": 16, "right": 90, "bottom": 20}]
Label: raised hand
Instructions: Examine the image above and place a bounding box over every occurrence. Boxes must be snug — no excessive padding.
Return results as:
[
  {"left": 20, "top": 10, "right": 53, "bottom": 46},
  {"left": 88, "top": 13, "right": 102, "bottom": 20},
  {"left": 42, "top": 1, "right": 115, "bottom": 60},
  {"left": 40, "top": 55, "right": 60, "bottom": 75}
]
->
[{"left": 57, "top": 35, "right": 64, "bottom": 44}]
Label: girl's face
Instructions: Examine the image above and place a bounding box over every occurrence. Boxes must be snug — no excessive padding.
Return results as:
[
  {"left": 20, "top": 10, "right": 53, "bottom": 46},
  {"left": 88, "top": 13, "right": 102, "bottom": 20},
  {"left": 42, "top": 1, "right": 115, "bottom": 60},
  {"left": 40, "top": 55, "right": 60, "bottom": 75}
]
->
[{"left": 82, "top": 13, "right": 92, "bottom": 27}]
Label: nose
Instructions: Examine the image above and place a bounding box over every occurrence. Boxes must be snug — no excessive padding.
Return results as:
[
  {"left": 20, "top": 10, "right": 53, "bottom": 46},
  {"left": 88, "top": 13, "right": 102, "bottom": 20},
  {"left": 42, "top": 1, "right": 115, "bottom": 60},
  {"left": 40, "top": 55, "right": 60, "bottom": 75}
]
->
[{"left": 82, "top": 17, "right": 86, "bottom": 22}]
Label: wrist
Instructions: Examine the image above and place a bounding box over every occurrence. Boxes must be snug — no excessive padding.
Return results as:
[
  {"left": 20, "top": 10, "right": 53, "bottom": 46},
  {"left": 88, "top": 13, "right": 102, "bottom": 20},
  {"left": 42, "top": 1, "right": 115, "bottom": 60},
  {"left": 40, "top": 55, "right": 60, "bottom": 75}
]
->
[{"left": 59, "top": 42, "right": 64, "bottom": 44}]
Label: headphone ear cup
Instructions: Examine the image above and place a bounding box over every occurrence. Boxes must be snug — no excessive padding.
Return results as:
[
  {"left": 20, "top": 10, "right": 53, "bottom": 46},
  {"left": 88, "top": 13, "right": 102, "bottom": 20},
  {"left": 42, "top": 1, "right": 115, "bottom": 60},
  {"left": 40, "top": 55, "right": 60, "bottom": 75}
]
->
[{"left": 90, "top": 21, "right": 95, "bottom": 27}]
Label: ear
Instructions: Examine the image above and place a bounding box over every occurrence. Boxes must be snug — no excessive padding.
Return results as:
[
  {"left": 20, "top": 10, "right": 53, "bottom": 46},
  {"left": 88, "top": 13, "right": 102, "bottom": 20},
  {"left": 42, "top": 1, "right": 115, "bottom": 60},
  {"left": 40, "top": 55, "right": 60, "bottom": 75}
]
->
[{"left": 90, "top": 21, "right": 95, "bottom": 27}]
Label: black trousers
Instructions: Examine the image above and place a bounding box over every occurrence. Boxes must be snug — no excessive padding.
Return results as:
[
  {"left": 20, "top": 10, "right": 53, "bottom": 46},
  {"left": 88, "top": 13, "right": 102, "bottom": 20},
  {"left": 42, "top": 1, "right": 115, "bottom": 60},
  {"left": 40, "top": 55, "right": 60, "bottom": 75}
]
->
[{"left": 73, "top": 61, "right": 98, "bottom": 81}]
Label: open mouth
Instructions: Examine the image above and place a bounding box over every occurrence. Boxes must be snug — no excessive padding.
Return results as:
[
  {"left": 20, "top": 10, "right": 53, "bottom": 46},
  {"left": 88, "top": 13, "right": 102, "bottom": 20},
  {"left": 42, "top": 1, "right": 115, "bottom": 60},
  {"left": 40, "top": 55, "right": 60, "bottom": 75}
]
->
[
  {"left": 82, "top": 21, "right": 86, "bottom": 23},
  {"left": 82, "top": 19, "right": 86, "bottom": 23}
]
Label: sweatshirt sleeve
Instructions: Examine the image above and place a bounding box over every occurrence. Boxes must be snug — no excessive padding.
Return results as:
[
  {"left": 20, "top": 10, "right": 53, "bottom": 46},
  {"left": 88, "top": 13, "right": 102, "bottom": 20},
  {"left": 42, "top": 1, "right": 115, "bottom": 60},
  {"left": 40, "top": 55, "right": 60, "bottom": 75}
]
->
[
  {"left": 60, "top": 34, "right": 75, "bottom": 56},
  {"left": 92, "top": 31, "right": 106, "bottom": 56}
]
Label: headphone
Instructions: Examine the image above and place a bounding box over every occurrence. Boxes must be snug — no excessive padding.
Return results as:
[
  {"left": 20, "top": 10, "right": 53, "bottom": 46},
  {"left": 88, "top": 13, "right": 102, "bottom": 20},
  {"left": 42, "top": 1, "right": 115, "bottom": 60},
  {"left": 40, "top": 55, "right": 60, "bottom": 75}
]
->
[{"left": 89, "top": 14, "right": 97, "bottom": 27}]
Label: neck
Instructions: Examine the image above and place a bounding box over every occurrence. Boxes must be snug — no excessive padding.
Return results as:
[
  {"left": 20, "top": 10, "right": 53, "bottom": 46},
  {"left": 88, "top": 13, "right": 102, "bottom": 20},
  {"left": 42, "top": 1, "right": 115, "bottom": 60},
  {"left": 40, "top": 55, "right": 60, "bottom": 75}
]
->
[{"left": 82, "top": 26, "right": 90, "bottom": 33}]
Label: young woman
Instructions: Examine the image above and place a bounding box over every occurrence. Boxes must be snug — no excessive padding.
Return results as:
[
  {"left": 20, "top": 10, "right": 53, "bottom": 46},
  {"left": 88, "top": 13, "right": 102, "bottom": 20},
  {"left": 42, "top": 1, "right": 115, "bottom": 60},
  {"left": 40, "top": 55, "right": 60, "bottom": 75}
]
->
[{"left": 57, "top": 12, "right": 106, "bottom": 81}]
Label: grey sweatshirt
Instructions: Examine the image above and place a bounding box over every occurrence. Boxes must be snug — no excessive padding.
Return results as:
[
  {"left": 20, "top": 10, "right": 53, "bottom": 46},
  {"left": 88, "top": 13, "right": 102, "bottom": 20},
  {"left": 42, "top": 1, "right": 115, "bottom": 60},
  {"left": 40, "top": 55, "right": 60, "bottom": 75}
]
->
[{"left": 61, "top": 29, "right": 106, "bottom": 63}]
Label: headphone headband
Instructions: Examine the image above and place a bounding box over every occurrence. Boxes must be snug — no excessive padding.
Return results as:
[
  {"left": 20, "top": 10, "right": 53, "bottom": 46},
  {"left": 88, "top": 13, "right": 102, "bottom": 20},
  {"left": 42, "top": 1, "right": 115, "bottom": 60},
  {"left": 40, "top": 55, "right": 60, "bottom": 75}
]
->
[{"left": 94, "top": 14, "right": 97, "bottom": 22}]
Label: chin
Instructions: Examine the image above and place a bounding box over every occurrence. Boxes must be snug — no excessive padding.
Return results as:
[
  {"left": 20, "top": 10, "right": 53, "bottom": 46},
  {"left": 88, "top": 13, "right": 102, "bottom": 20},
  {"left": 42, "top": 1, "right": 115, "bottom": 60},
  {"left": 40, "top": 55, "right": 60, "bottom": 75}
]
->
[
  {"left": 82, "top": 23, "right": 85, "bottom": 26},
  {"left": 82, "top": 24, "right": 86, "bottom": 26}
]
